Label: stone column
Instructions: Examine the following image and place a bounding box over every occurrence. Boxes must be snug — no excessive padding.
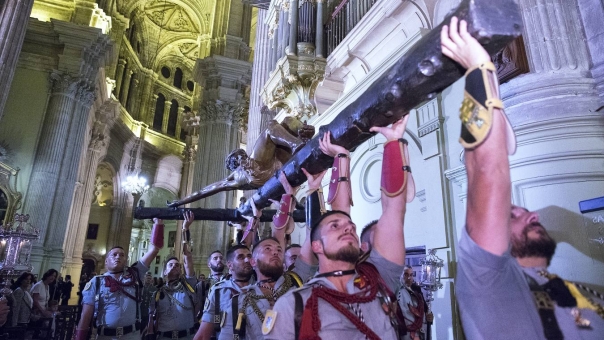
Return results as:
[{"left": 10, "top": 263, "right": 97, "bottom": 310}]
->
[
  {"left": 174, "top": 111, "right": 200, "bottom": 259},
  {"left": 114, "top": 58, "right": 126, "bottom": 97},
  {"left": 162, "top": 100, "right": 172, "bottom": 134},
  {"left": 26, "top": 72, "right": 97, "bottom": 272},
  {"left": 120, "top": 67, "right": 134, "bottom": 104},
  {"left": 190, "top": 102, "right": 242, "bottom": 272},
  {"left": 175, "top": 106, "right": 185, "bottom": 137},
  {"left": 0, "top": 0, "right": 35, "bottom": 122},
  {"left": 576, "top": 0, "right": 604, "bottom": 103},
  {"left": 247, "top": 9, "right": 276, "bottom": 152},
  {"left": 127, "top": 77, "right": 139, "bottom": 117},
  {"left": 315, "top": 0, "right": 325, "bottom": 57},
  {"left": 139, "top": 68, "right": 158, "bottom": 125},
  {"left": 148, "top": 94, "right": 159, "bottom": 126},
  {"left": 61, "top": 98, "right": 117, "bottom": 302},
  {"left": 287, "top": 0, "right": 298, "bottom": 55}
]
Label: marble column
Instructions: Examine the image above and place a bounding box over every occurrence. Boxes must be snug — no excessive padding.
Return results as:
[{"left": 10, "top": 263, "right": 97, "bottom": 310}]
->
[
  {"left": 576, "top": 0, "right": 604, "bottom": 104},
  {"left": 190, "top": 102, "right": 242, "bottom": 272},
  {"left": 26, "top": 72, "right": 97, "bottom": 272},
  {"left": 287, "top": 0, "right": 299, "bottom": 55},
  {"left": 61, "top": 98, "right": 117, "bottom": 302},
  {"left": 175, "top": 106, "right": 185, "bottom": 137},
  {"left": 0, "top": 0, "right": 35, "bottom": 122},
  {"left": 315, "top": 0, "right": 325, "bottom": 57},
  {"left": 162, "top": 100, "right": 172, "bottom": 134},
  {"left": 126, "top": 77, "right": 139, "bottom": 117},
  {"left": 114, "top": 58, "right": 126, "bottom": 98},
  {"left": 247, "top": 9, "right": 276, "bottom": 153},
  {"left": 120, "top": 68, "right": 134, "bottom": 104},
  {"left": 504, "top": 0, "right": 595, "bottom": 122},
  {"left": 139, "top": 68, "right": 158, "bottom": 125},
  {"left": 174, "top": 111, "right": 200, "bottom": 259}
]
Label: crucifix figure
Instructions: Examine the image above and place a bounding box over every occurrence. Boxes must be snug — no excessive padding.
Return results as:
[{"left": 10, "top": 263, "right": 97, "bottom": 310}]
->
[{"left": 168, "top": 117, "right": 314, "bottom": 207}]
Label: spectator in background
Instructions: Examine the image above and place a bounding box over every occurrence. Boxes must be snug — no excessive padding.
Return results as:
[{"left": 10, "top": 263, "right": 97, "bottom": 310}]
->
[
  {"left": 30, "top": 269, "right": 58, "bottom": 320},
  {"left": 9, "top": 272, "right": 35, "bottom": 326},
  {"left": 60, "top": 275, "right": 74, "bottom": 305}
]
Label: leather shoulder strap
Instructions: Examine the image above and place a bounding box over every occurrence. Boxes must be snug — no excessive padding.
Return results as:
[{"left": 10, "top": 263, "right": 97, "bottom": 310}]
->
[{"left": 293, "top": 291, "right": 303, "bottom": 340}]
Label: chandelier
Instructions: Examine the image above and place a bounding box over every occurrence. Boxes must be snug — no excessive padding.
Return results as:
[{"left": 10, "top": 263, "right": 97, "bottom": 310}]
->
[{"left": 123, "top": 174, "right": 150, "bottom": 196}]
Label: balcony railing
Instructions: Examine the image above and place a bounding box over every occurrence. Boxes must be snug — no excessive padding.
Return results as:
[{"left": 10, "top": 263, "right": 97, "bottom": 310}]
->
[{"left": 325, "top": 0, "right": 377, "bottom": 56}]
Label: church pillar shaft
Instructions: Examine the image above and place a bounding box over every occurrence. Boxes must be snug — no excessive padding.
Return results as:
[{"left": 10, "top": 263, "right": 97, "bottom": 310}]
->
[
  {"left": 520, "top": 0, "right": 590, "bottom": 73},
  {"left": 316, "top": 0, "right": 325, "bottom": 57},
  {"left": 288, "top": 0, "right": 299, "bottom": 55},
  {"left": 162, "top": 100, "right": 172, "bottom": 134},
  {"left": 114, "top": 58, "right": 126, "bottom": 98},
  {"left": 0, "top": 0, "right": 34, "bottom": 121},
  {"left": 120, "top": 68, "right": 133, "bottom": 104},
  {"left": 247, "top": 9, "right": 276, "bottom": 152}
]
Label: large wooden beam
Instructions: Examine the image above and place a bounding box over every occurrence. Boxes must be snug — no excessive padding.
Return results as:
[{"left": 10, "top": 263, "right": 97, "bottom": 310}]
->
[{"left": 134, "top": 207, "right": 306, "bottom": 223}]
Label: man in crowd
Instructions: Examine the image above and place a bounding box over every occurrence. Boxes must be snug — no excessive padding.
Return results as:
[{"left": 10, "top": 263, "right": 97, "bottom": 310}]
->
[
  {"left": 195, "top": 244, "right": 254, "bottom": 340},
  {"left": 398, "top": 266, "right": 432, "bottom": 340},
  {"left": 266, "top": 115, "right": 414, "bottom": 339},
  {"left": 206, "top": 251, "right": 225, "bottom": 285},
  {"left": 60, "top": 274, "right": 74, "bottom": 306},
  {"left": 148, "top": 211, "right": 198, "bottom": 339},
  {"left": 141, "top": 273, "right": 157, "bottom": 336},
  {"left": 75, "top": 218, "right": 164, "bottom": 340},
  {"left": 283, "top": 244, "right": 301, "bottom": 271},
  {"left": 442, "top": 16, "right": 604, "bottom": 339}
]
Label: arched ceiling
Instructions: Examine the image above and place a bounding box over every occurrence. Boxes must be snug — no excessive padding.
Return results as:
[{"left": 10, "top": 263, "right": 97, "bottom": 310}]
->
[{"left": 118, "top": 0, "right": 214, "bottom": 70}]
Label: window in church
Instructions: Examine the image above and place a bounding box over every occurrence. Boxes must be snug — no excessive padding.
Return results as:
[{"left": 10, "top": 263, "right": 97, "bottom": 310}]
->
[
  {"left": 167, "top": 99, "right": 179, "bottom": 136},
  {"left": 174, "top": 68, "right": 183, "bottom": 89},
  {"left": 153, "top": 93, "right": 166, "bottom": 131},
  {"left": 187, "top": 80, "right": 194, "bottom": 92},
  {"left": 161, "top": 66, "right": 171, "bottom": 78}
]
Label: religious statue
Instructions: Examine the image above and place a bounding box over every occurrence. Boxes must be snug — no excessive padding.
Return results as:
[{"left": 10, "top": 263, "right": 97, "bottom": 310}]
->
[{"left": 168, "top": 117, "right": 314, "bottom": 207}]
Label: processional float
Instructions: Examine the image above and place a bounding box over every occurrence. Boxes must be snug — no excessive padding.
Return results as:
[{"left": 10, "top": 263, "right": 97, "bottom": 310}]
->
[{"left": 134, "top": 0, "right": 522, "bottom": 222}]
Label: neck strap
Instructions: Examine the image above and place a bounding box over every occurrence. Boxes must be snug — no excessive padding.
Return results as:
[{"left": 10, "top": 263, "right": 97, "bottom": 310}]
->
[{"left": 315, "top": 269, "right": 356, "bottom": 279}]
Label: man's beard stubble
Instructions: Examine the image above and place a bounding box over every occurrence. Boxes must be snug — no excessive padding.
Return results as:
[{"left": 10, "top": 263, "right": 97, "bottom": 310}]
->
[
  {"left": 256, "top": 258, "right": 284, "bottom": 280},
  {"left": 511, "top": 223, "right": 557, "bottom": 263},
  {"left": 324, "top": 242, "right": 360, "bottom": 264}
]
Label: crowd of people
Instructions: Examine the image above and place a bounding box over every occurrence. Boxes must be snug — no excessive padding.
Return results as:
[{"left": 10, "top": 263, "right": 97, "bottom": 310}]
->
[{"left": 0, "top": 16, "right": 602, "bottom": 340}]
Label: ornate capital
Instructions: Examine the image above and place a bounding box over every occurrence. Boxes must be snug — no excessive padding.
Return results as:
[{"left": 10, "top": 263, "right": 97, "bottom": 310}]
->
[
  {"left": 182, "top": 110, "right": 200, "bottom": 136},
  {"left": 200, "top": 101, "right": 241, "bottom": 125},
  {"left": 49, "top": 72, "right": 80, "bottom": 96},
  {"left": 261, "top": 55, "right": 326, "bottom": 117}
]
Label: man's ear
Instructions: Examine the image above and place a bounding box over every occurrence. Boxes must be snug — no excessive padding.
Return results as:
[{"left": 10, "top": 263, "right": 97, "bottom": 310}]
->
[
  {"left": 249, "top": 256, "right": 257, "bottom": 268},
  {"left": 311, "top": 240, "right": 323, "bottom": 255}
]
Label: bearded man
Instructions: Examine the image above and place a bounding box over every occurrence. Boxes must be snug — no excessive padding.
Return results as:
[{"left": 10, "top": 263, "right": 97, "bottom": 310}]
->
[
  {"left": 266, "top": 116, "right": 414, "bottom": 339},
  {"left": 194, "top": 245, "right": 254, "bottom": 340},
  {"left": 440, "top": 16, "right": 604, "bottom": 339},
  {"left": 397, "top": 266, "right": 432, "bottom": 340},
  {"left": 147, "top": 211, "right": 197, "bottom": 340},
  {"left": 195, "top": 250, "right": 225, "bottom": 318}
]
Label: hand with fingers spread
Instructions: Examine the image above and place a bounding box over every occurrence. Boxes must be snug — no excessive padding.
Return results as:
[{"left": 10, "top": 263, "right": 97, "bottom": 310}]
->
[
  {"left": 302, "top": 168, "right": 328, "bottom": 192},
  {"left": 370, "top": 115, "right": 410, "bottom": 141},
  {"left": 440, "top": 16, "right": 490, "bottom": 69},
  {"left": 319, "top": 131, "right": 349, "bottom": 157}
]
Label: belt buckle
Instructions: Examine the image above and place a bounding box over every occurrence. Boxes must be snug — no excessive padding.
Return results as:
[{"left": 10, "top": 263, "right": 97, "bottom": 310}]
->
[
  {"left": 116, "top": 327, "right": 124, "bottom": 337},
  {"left": 172, "top": 330, "right": 179, "bottom": 339},
  {"left": 233, "top": 335, "right": 239, "bottom": 340}
]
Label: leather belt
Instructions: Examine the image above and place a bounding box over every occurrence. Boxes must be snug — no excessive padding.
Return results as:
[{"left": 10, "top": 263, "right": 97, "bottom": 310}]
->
[
  {"left": 160, "top": 327, "right": 196, "bottom": 339},
  {"left": 98, "top": 323, "right": 139, "bottom": 336}
]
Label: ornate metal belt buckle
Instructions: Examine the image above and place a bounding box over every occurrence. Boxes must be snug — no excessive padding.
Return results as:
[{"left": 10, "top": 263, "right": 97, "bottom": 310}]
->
[
  {"left": 233, "top": 335, "right": 240, "bottom": 340},
  {"left": 172, "top": 330, "right": 179, "bottom": 339},
  {"left": 116, "top": 327, "right": 124, "bottom": 336}
]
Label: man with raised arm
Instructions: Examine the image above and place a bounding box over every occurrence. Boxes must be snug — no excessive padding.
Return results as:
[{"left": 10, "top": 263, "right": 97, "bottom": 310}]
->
[
  {"left": 147, "top": 211, "right": 198, "bottom": 340},
  {"left": 442, "top": 16, "right": 603, "bottom": 339},
  {"left": 265, "top": 116, "right": 414, "bottom": 339},
  {"left": 75, "top": 218, "right": 164, "bottom": 340}
]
